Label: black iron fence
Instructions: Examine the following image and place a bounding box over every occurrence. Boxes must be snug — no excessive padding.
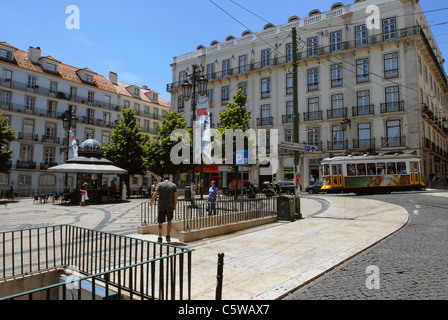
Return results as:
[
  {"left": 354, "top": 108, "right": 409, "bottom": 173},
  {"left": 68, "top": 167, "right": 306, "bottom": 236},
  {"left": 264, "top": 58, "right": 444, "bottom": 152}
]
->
[
  {"left": 0, "top": 225, "right": 193, "bottom": 300},
  {"left": 141, "top": 196, "right": 278, "bottom": 232}
]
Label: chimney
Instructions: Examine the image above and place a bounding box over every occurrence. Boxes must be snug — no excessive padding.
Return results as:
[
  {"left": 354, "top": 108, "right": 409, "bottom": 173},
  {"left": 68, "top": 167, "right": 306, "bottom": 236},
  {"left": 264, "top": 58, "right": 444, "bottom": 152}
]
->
[
  {"left": 28, "top": 46, "right": 41, "bottom": 63},
  {"left": 109, "top": 71, "right": 118, "bottom": 85}
]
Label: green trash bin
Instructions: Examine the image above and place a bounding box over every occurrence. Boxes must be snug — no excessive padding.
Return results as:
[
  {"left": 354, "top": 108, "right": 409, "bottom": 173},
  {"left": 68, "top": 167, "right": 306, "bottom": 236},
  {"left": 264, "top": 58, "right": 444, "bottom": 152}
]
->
[{"left": 277, "top": 195, "right": 296, "bottom": 222}]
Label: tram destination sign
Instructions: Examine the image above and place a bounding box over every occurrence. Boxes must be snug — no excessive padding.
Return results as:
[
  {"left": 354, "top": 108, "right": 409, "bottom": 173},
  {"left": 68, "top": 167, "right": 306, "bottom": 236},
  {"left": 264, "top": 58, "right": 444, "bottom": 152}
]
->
[{"left": 280, "top": 141, "right": 306, "bottom": 152}]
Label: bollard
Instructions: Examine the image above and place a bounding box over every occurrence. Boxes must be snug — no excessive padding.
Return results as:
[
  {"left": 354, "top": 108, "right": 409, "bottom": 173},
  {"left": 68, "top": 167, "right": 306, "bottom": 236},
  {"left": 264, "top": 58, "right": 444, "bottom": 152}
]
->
[{"left": 215, "top": 252, "right": 225, "bottom": 300}]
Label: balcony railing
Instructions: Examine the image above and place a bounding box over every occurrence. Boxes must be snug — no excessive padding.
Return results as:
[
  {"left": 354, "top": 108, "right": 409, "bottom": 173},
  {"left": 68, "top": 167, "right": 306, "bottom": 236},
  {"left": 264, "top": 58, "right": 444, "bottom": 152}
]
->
[
  {"left": 41, "top": 135, "right": 61, "bottom": 144},
  {"left": 18, "top": 132, "right": 38, "bottom": 142},
  {"left": 16, "top": 160, "right": 37, "bottom": 169},
  {"left": 167, "top": 25, "right": 423, "bottom": 92},
  {"left": 327, "top": 107, "right": 347, "bottom": 119},
  {"left": 282, "top": 114, "right": 294, "bottom": 124},
  {"left": 0, "top": 78, "right": 122, "bottom": 111},
  {"left": 303, "top": 111, "right": 323, "bottom": 122},
  {"left": 327, "top": 140, "right": 348, "bottom": 151},
  {"left": 257, "top": 117, "right": 273, "bottom": 126},
  {"left": 380, "top": 101, "right": 405, "bottom": 114},
  {"left": 381, "top": 136, "right": 406, "bottom": 148},
  {"left": 353, "top": 138, "right": 375, "bottom": 149},
  {"left": 352, "top": 104, "right": 375, "bottom": 117}
]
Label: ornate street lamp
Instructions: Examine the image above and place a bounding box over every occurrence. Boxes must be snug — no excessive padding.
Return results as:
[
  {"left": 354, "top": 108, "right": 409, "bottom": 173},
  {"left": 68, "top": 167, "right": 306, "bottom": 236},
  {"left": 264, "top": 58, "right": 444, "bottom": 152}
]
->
[
  {"left": 62, "top": 106, "right": 78, "bottom": 187},
  {"left": 182, "top": 64, "right": 208, "bottom": 200}
]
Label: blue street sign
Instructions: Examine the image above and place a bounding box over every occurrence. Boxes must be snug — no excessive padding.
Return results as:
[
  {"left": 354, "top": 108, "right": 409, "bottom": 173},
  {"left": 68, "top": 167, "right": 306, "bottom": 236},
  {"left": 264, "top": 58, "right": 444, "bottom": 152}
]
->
[
  {"left": 235, "top": 150, "right": 249, "bottom": 166},
  {"left": 304, "top": 145, "right": 311, "bottom": 152}
]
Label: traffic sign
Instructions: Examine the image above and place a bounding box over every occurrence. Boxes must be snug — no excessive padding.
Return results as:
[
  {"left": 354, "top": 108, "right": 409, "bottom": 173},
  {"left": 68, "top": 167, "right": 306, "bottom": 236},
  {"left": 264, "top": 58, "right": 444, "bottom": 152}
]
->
[
  {"left": 235, "top": 150, "right": 249, "bottom": 166},
  {"left": 280, "top": 141, "right": 306, "bottom": 152}
]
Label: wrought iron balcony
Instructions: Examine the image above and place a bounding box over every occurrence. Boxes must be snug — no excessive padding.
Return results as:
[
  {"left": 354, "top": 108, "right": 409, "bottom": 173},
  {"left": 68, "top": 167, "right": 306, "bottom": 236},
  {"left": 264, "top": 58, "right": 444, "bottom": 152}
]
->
[
  {"left": 381, "top": 136, "right": 406, "bottom": 148},
  {"left": 380, "top": 101, "right": 405, "bottom": 114},
  {"left": 303, "top": 111, "right": 323, "bottom": 122},
  {"left": 327, "top": 140, "right": 348, "bottom": 151},
  {"left": 327, "top": 107, "right": 347, "bottom": 120},
  {"left": 352, "top": 104, "right": 375, "bottom": 117},
  {"left": 257, "top": 117, "right": 273, "bottom": 126},
  {"left": 282, "top": 114, "right": 294, "bottom": 124},
  {"left": 353, "top": 138, "right": 375, "bottom": 149},
  {"left": 16, "top": 160, "right": 37, "bottom": 169}
]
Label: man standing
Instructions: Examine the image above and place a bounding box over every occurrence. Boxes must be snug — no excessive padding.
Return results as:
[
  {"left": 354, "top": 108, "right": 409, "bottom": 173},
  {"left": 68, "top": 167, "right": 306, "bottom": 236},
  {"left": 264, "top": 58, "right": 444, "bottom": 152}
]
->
[
  {"left": 208, "top": 180, "right": 220, "bottom": 215},
  {"left": 149, "top": 177, "right": 177, "bottom": 243}
]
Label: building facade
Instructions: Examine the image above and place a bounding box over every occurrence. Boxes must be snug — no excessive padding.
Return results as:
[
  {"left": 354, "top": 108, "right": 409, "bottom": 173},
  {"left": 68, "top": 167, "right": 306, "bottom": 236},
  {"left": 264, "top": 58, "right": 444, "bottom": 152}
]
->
[
  {"left": 167, "top": 0, "right": 448, "bottom": 189},
  {"left": 0, "top": 42, "right": 170, "bottom": 195}
]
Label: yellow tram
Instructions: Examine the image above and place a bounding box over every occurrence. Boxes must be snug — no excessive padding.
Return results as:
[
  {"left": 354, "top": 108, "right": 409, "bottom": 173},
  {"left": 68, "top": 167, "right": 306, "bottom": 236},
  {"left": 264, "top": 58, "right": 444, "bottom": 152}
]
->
[{"left": 321, "top": 154, "right": 425, "bottom": 195}]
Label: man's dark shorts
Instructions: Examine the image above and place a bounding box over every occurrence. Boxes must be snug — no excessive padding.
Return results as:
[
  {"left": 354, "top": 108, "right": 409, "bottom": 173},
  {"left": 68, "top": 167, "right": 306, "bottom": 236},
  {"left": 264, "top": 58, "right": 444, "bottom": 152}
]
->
[{"left": 158, "top": 208, "right": 174, "bottom": 224}]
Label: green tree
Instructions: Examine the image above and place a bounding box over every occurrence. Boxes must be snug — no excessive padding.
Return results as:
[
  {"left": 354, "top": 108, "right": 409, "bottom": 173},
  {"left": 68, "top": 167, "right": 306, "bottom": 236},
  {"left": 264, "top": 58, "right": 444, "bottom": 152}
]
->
[
  {"left": 103, "top": 108, "right": 146, "bottom": 191},
  {"left": 218, "top": 89, "right": 252, "bottom": 195},
  {"left": 144, "top": 111, "right": 190, "bottom": 178},
  {"left": 0, "top": 111, "right": 16, "bottom": 174},
  {"left": 219, "top": 88, "right": 251, "bottom": 132}
]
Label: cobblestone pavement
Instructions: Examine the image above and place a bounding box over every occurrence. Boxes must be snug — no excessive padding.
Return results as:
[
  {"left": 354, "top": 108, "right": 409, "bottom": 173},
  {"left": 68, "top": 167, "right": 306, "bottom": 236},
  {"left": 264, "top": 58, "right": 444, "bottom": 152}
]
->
[{"left": 284, "top": 191, "right": 448, "bottom": 300}]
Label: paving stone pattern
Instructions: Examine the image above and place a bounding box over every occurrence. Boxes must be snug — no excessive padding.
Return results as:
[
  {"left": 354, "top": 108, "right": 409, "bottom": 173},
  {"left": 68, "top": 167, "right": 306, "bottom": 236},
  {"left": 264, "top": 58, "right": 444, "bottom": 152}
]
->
[{"left": 284, "top": 192, "right": 448, "bottom": 300}]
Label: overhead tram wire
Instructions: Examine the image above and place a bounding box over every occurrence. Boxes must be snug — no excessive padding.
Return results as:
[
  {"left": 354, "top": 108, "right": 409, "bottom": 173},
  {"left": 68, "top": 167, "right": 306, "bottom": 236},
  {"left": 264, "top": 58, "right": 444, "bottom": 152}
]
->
[
  {"left": 207, "top": 0, "right": 448, "bottom": 108},
  {"left": 207, "top": 0, "right": 293, "bottom": 108},
  {"left": 232, "top": 0, "right": 448, "bottom": 97}
]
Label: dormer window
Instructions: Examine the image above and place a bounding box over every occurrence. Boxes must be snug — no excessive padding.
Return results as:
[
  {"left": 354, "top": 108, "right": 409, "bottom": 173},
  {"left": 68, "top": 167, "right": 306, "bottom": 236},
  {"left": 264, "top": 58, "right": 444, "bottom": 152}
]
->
[
  {"left": 76, "top": 68, "right": 96, "bottom": 85},
  {"left": 84, "top": 74, "right": 94, "bottom": 83},
  {"left": 152, "top": 93, "right": 158, "bottom": 102},
  {"left": 46, "top": 62, "right": 57, "bottom": 72},
  {"left": 39, "top": 56, "right": 61, "bottom": 74},
  {"left": 133, "top": 87, "right": 140, "bottom": 96},
  {"left": 0, "top": 49, "right": 13, "bottom": 60}
]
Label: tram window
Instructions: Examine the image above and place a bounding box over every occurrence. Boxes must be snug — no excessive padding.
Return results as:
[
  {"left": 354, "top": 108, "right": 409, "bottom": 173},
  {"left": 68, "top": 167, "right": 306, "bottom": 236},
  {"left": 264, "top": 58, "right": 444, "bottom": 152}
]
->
[
  {"left": 387, "top": 162, "right": 396, "bottom": 174},
  {"left": 377, "top": 163, "right": 385, "bottom": 175},
  {"left": 410, "top": 161, "right": 419, "bottom": 173},
  {"left": 367, "top": 164, "right": 375, "bottom": 175},
  {"left": 332, "top": 164, "right": 342, "bottom": 175},
  {"left": 357, "top": 163, "right": 366, "bottom": 176},
  {"left": 397, "top": 162, "right": 406, "bottom": 174},
  {"left": 324, "top": 164, "right": 330, "bottom": 176},
  {"left": 347, "top": 164, "right": 356, "bottom": 176}
]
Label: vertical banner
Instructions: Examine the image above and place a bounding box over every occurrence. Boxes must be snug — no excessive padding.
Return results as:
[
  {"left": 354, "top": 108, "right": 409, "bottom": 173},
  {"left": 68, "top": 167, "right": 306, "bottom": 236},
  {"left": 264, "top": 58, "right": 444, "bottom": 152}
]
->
[
  {"left": 68, "top": 130, "right": 78, "bottom": 159},
  {"left": 195, "top": 97, "right": 211, "bottom": 163}
]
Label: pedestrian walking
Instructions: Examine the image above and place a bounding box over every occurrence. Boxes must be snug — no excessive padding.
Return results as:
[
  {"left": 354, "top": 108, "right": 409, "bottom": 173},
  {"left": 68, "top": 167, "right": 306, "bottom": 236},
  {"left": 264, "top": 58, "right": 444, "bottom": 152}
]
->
[
  {"left": 208, "top": 180, "right": 220, "bottom": 215},
  {"left": 121, "top": 181, "right": 127, "bottom": 201},
  {"left": 149, "top": 177, "right": 177, "bottom": 243},
  {"left": 110, "top": 181, "right": 117, "bottom": 201},
  {"left": 429, "top": 172, "right": 434, "bottom": 188},
  {"left": 151, "top": 180, "right": 158, "bottom": 198},
  {"left": 80, "top": 183, "right": 87, "bottom": 206}
]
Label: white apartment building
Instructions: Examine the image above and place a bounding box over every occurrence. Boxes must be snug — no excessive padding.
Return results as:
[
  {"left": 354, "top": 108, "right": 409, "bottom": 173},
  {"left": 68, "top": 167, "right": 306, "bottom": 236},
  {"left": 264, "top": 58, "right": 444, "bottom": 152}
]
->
[
  {"left": 0, "top": 42, "right": 170, "bottom": 195},
  {"left": 167, "top": 0, "right": 448, "bottom": 189}
]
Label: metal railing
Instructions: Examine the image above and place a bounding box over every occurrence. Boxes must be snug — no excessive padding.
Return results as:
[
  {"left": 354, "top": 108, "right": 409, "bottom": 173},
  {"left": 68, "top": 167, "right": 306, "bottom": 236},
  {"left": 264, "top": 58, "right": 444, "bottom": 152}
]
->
[
  {"left": 167, "top": 25, "right": 423, "bottom": 91},
  {"left": 0, "top": 225, "right": 193, "bottom": 300},
  {"left": 141, "top": 196, "right": 278, "bottom": 232}
]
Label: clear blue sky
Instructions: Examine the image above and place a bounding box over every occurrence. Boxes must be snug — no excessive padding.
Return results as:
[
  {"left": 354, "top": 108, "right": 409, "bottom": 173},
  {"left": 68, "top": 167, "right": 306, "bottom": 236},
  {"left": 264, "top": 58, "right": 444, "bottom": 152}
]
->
[{"left": 1, "top": 0, "right": 447, "bottom": 101}]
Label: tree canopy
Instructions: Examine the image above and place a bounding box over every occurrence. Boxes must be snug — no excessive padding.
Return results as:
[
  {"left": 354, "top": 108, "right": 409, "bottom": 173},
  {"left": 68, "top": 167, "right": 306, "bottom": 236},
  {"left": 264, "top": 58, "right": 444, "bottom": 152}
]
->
[
  {"left": 103, "top": 108, "right": 146, "bottom": 177},
  {"left": 144, "top": 111, "right": 190, "bottom": 178},
  {"left": 0, "top": 111, "right": 16, "bottom": 174}
]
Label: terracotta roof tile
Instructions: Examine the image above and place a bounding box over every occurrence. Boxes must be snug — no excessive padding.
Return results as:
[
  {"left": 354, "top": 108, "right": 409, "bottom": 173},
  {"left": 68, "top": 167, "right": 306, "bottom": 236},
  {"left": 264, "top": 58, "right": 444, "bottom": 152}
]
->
[
  {"left": 113, "top": 81, "right": 170, "bottom": 109},
  {"left": 8, "top": 48, "right": 117, "bottom": 94}
]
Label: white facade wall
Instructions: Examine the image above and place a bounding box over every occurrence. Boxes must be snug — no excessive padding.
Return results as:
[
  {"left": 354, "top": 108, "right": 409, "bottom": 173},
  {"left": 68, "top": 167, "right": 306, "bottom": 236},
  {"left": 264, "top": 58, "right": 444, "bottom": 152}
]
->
[
  {"left": 0, "top": 45, "right": 169, "bottom": 195},
  {"left": 168, "top": 0, "right": 448, "bottom": 188}
]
